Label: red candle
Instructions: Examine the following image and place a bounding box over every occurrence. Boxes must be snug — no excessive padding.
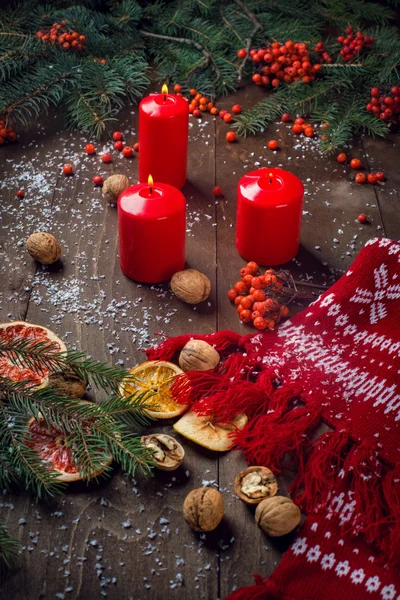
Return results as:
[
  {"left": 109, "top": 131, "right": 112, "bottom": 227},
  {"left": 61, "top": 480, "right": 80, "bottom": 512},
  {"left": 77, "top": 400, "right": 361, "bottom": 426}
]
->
[
  {"left": 118, "top": 176, "right": 186, "bottom": 283},
  {"left": 236, "top": 168, "right": 304, "bottom": 266},
  {"left": 139, "top": 85, "right": 189, "bottom": 189}
]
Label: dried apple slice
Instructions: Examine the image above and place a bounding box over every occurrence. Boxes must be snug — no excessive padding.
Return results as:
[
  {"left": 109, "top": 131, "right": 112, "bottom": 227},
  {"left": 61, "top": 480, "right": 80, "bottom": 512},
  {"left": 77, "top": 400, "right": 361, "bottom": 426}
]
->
[{"left": 173, "top": 410, "right": 248, "bottom": 452}]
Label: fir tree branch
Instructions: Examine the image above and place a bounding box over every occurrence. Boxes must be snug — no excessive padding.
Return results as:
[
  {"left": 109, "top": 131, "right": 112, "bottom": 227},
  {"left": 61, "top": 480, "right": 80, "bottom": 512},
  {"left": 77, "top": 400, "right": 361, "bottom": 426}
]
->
[
  {"left": 140, "top": 29, "right": 221, "bottom": 84},
  {"left": 234, "top": 0, "right": 263, "bottom": 82},
  {"left": 0, "top": 524, "right": 20, "bottom": 571}
]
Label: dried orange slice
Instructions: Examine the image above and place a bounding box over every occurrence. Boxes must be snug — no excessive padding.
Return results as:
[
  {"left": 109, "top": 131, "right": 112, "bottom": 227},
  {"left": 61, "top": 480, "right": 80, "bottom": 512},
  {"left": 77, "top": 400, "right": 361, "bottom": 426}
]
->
[
  {"left": 0, "top": 321, "right": 66, "bottom": 387},
  {"left": 26, "top": 410, "right": 112, "bottom": 483},
  {"left": 119, "top": 360, "right": 189, "bottom": 419}
]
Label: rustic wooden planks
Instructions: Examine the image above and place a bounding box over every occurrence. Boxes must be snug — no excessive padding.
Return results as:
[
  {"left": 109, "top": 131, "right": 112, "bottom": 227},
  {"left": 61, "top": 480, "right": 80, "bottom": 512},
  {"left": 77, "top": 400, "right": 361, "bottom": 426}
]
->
[{"left": 1, "top": 82, "right": 398, "bottom": 600}]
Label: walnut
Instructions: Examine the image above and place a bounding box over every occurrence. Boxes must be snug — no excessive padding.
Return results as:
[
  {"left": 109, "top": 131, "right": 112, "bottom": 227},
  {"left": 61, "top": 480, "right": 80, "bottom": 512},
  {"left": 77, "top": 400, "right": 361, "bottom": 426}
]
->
[
  {"left": 141, "top": 433, "right": 184, "bottom": 471},
  {"left": 102, "top": 174, "right": 130, "bottom": 204},
  {"left": 179, "top": 340, "right": 220, "bottom": 372},
  {"left": 234, "top": 466, "right": 278, "bottom": 505},
  {"left": 255, "top": 496, "right": 301, "bottom": 537},
  {"left": 170, "top": 269, "right": 211, "bottom": 304},
  {"left": 26, "top": 232, "right": 61, "bottom": 265},
  {"left": 183, "top": 487, "right": 224, "bottom": 532},
  {"left": 48, "top": 370, "right": 86, "bottom": 398}
]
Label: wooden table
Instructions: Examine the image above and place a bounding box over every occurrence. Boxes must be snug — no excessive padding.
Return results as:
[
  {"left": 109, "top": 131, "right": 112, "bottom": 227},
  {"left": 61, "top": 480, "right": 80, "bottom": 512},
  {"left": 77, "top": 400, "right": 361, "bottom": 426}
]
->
[{"left": 1, "top": 84, "right": 399, "bottom": 600}]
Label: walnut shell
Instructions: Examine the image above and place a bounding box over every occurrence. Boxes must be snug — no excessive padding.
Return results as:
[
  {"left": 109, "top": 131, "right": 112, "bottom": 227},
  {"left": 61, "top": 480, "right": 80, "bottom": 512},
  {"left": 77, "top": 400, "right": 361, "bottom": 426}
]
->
[
  {"left": 170, "top": 269, "right": 211, "bottom": 304},
  {"left": 26, "top": 232, "right": 61, "bottom": 265},
  {"left": 234, "top": 466, "right": 278, "bottom": 505},
  {"left": 48, "top": 370, "right": 86, "bottom": 398},
  {"left": 255, "top": 496, "right": 301, "bottom": 537},
  {"left": 183, "top": 487, "right": 224, "bottom": 532},
  {"left": 141, "top": 433, "right": 184, "bottom": 471},
  {"left": 179, "top": 340, "right": 220, "bottom": 372},
  {"left": 102, "top": 174, "right": 130, "bottom": 204}
]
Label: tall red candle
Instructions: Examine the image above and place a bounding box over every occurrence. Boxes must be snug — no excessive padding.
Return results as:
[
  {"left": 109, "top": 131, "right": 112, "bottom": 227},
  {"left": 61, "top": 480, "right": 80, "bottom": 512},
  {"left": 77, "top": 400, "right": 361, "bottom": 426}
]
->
[
  {"left": 236, "top": 168, "right": 304, "bottom": 266},
  {"left": 139, "top": 85, "right": 189, "bottom": 189},
  {"left": 118, "top": 176, "right": 186, "bottom": 283}
]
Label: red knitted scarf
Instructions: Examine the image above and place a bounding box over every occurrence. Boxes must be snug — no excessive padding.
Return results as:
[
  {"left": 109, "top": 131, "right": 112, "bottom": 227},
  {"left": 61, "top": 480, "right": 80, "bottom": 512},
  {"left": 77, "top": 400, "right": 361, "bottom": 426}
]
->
[{"left": 146, "top": 238, "right": 400, "bottom": 600}]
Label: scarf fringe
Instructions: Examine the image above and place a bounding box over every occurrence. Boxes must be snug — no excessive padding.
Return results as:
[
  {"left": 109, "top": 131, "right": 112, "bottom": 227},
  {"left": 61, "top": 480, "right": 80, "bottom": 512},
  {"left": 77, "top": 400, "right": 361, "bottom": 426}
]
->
[
  {"left": 225, "top": 576, "right": 280, "bottom": 600},
  {"left": 145, "top": 330, "right": 242, "bottom": 361}
]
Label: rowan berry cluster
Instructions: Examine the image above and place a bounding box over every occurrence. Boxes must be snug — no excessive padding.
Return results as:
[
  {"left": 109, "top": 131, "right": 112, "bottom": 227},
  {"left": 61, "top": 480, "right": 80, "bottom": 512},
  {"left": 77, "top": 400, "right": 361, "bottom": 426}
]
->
[
  {"left": 337, "top": 26, "right": 374, "bottom": 62},
  {"left": 36, "top": 20, "right": 86, "bottom": 51},
  {"left": 182, "top": 85, "right": 238, "bottom": 141},
  {"left": 227, "top": 262, "right": 289, "bottom": 330},
  {"left": 366, "top": 86, "right": 400, "bottom": 125},
  {"left": 238, "top": 40, "right": 323, "bottom": 89},
  {"left": 0, "top": 116, "right": 17, "bottom": 145}
]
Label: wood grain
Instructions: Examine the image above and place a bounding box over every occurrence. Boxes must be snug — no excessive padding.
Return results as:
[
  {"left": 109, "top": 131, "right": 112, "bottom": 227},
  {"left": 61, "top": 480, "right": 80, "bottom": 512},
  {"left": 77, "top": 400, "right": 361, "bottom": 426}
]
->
[{"left": 1, "top": 83, "right": 398, "bottom": 600}]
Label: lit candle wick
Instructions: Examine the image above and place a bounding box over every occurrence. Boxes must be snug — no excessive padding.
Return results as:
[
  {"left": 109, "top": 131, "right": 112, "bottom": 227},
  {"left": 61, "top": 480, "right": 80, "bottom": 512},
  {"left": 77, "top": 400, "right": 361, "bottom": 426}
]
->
[
  {"left": 148, "top": 174, "right": 154, "bottom": 195},
  {"left": 162, "top": 84, "right": 168, "bottom": 103},
  {"left": 269, "top": 172, "right": 273, "bottom": 184}
]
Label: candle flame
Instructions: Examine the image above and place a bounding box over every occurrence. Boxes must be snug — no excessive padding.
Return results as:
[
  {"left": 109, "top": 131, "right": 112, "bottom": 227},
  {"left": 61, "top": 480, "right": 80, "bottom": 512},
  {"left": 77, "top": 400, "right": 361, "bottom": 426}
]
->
[
  {"left": 269, "top": 172, "right": 273, "bottom": 178},
  {"left": 148, "top": 174, "right": 153, "bottom": 186},
  {"left": 161, "top": 84, "right": 168, "bottom": 95}
]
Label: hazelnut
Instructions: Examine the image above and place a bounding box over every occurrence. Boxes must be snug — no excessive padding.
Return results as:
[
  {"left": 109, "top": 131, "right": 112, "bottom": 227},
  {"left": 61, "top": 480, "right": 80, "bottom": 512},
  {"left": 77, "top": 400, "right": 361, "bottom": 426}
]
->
[
  {"left": 255, "top": 496, "right": 301, "bottom": 537},
  {"left": 48, "top": 370, "right": 86, "bottom": 398},
  {"left": 102, "top": 174, "right": 130, "bottom": 204},
  {"left": 179, "top": 340, "right": 220, "bottom": 372},
  {"left": 183, "top": 487, "right": 224, "bottom": 532},
  {"left": 141, "top": 433, "right": 184, "bottom": 471},
  {"left": 170, "top": 269, "right": 211, "bottom": 304},
  {"left": 26, "top": 232, "right": 61, "bottom": 265},
  {"left": 234, "top": 466, "right": 278, "bottom": 505}
]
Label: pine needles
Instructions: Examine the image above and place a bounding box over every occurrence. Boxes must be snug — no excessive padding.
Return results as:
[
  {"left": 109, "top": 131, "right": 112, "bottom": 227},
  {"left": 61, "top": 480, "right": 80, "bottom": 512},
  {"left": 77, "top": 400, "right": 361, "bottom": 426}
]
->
[{"left": 0, "top": 0, "right": 399, "bottom": 146}]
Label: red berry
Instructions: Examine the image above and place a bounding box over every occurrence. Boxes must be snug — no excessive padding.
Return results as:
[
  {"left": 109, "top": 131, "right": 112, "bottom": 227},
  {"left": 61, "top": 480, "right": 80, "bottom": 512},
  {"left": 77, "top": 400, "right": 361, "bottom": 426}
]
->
[
  {"left": 304, "top": 127, "right": 314, "bottom": 137},
  {"left": 234, "top": 281, "right": 248, "bottom": 293},
  {"left": 193, "top": 109, "right": 201, "bottom": 118},
  {"left": 232, "top": 104, "right": 242, "bottom": 114},
  {"left": 371, "top": 87, "right": 379, "bottom": 97},
  {"left": 101, "top": 153, "right": 112, "bottom": 163},
  {"left": 85, "top": 143, "right": 95, "bottom": 155},
  {"left": 114, "top": 141, "right": 124, "bottom": 151},
  {"left": 226, "top": 131, "right": 236, "bottom": 142},
  {"left": 213, "top": 186, "right": 223, "bottom": 197},
  {"left": 252, "top": 73, "right": 262, "bottom": 84},
  {"left": 63, "top": 164, "right": 73, "bottom": 175},
  {"left": 281, "top": 113, "right": 291, "bottom": 122},
  {"left": 93, "top": 175, "right": 103, "bottom": 186},
  {"left": 375, "top": 171, "right": 385, "bottom": 181},
  {"left": 219, "top": 110, "right": 227, "bottom": 119},
  {"left": 350, "top": 158, "right": 361, "bottom": 169},
  {"left": 367, "top": 173, "right": 377, "bottom": 184},
  {"left": 357, "top": 213, "right": 368, "bottom": 223},
  {"left": 251, "top": 276, "right": 263, "bottom": 289},
  {"left": 122, "top": 146, "right": 133, "bottom": 158},
  {"left": 391, "top": 86, "right": 400, "bottom": 95},
  {"left": 246, "top": 261, "right": 259, "bottom": 274},
  {"left": 336, "top": 153, "right": 347, "bottom": 163},
  {"left": 237, "top": 49, "right": 247, "bottom": 59},
  {"left": 253, "top": 317, "right": 268, "bottom": 330},
  {"left": 173, "top": 84, "right": 182, "bottom": 93},
  {"left": 239, "top": 309, "right": 253, "bottom": 323},
  {"left": 253, "top": 289, "right": 266, "bottom": 302},
  {"left": 227, "top": 288, "right": 238, "bottom": 301},
  {"left": 112, "top": 131, "right": 123, "bottom": 141},
  {"left": 133, "top": 142, "right": 139, "bottom": 152},
  {"left": 295, "top": 118, "right": 304, "bottom": 124},
  {"left": 355, "top": 172, "right": 366, "bottom": 184},
  {"left": 16, "top": 189, "right": 24, "bottom": 198},
  {"left": 267, "top": 139, "right": 278, "bottom": 150},
  {"left": 292, "top": 124, "right": 303, "bottom": 134},
  {"left": 223, "top": 113, "right": 232, "bottom": 123}
]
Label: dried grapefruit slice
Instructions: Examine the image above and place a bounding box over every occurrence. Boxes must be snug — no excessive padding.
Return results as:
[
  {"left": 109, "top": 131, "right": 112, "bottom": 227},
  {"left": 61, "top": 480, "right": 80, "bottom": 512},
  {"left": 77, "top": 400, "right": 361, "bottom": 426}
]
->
[
  {"left": 0, "top": 321, "right": 66, "bottom": 387},
  {"left": 26, "top": 411, "right": 112, "bottom": 483},
  {"left": 173, "top": 411, "right": 248, "bottom": 451},
  {"left": 119, "top": 360, "right": 189, "bottom": 419}
]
